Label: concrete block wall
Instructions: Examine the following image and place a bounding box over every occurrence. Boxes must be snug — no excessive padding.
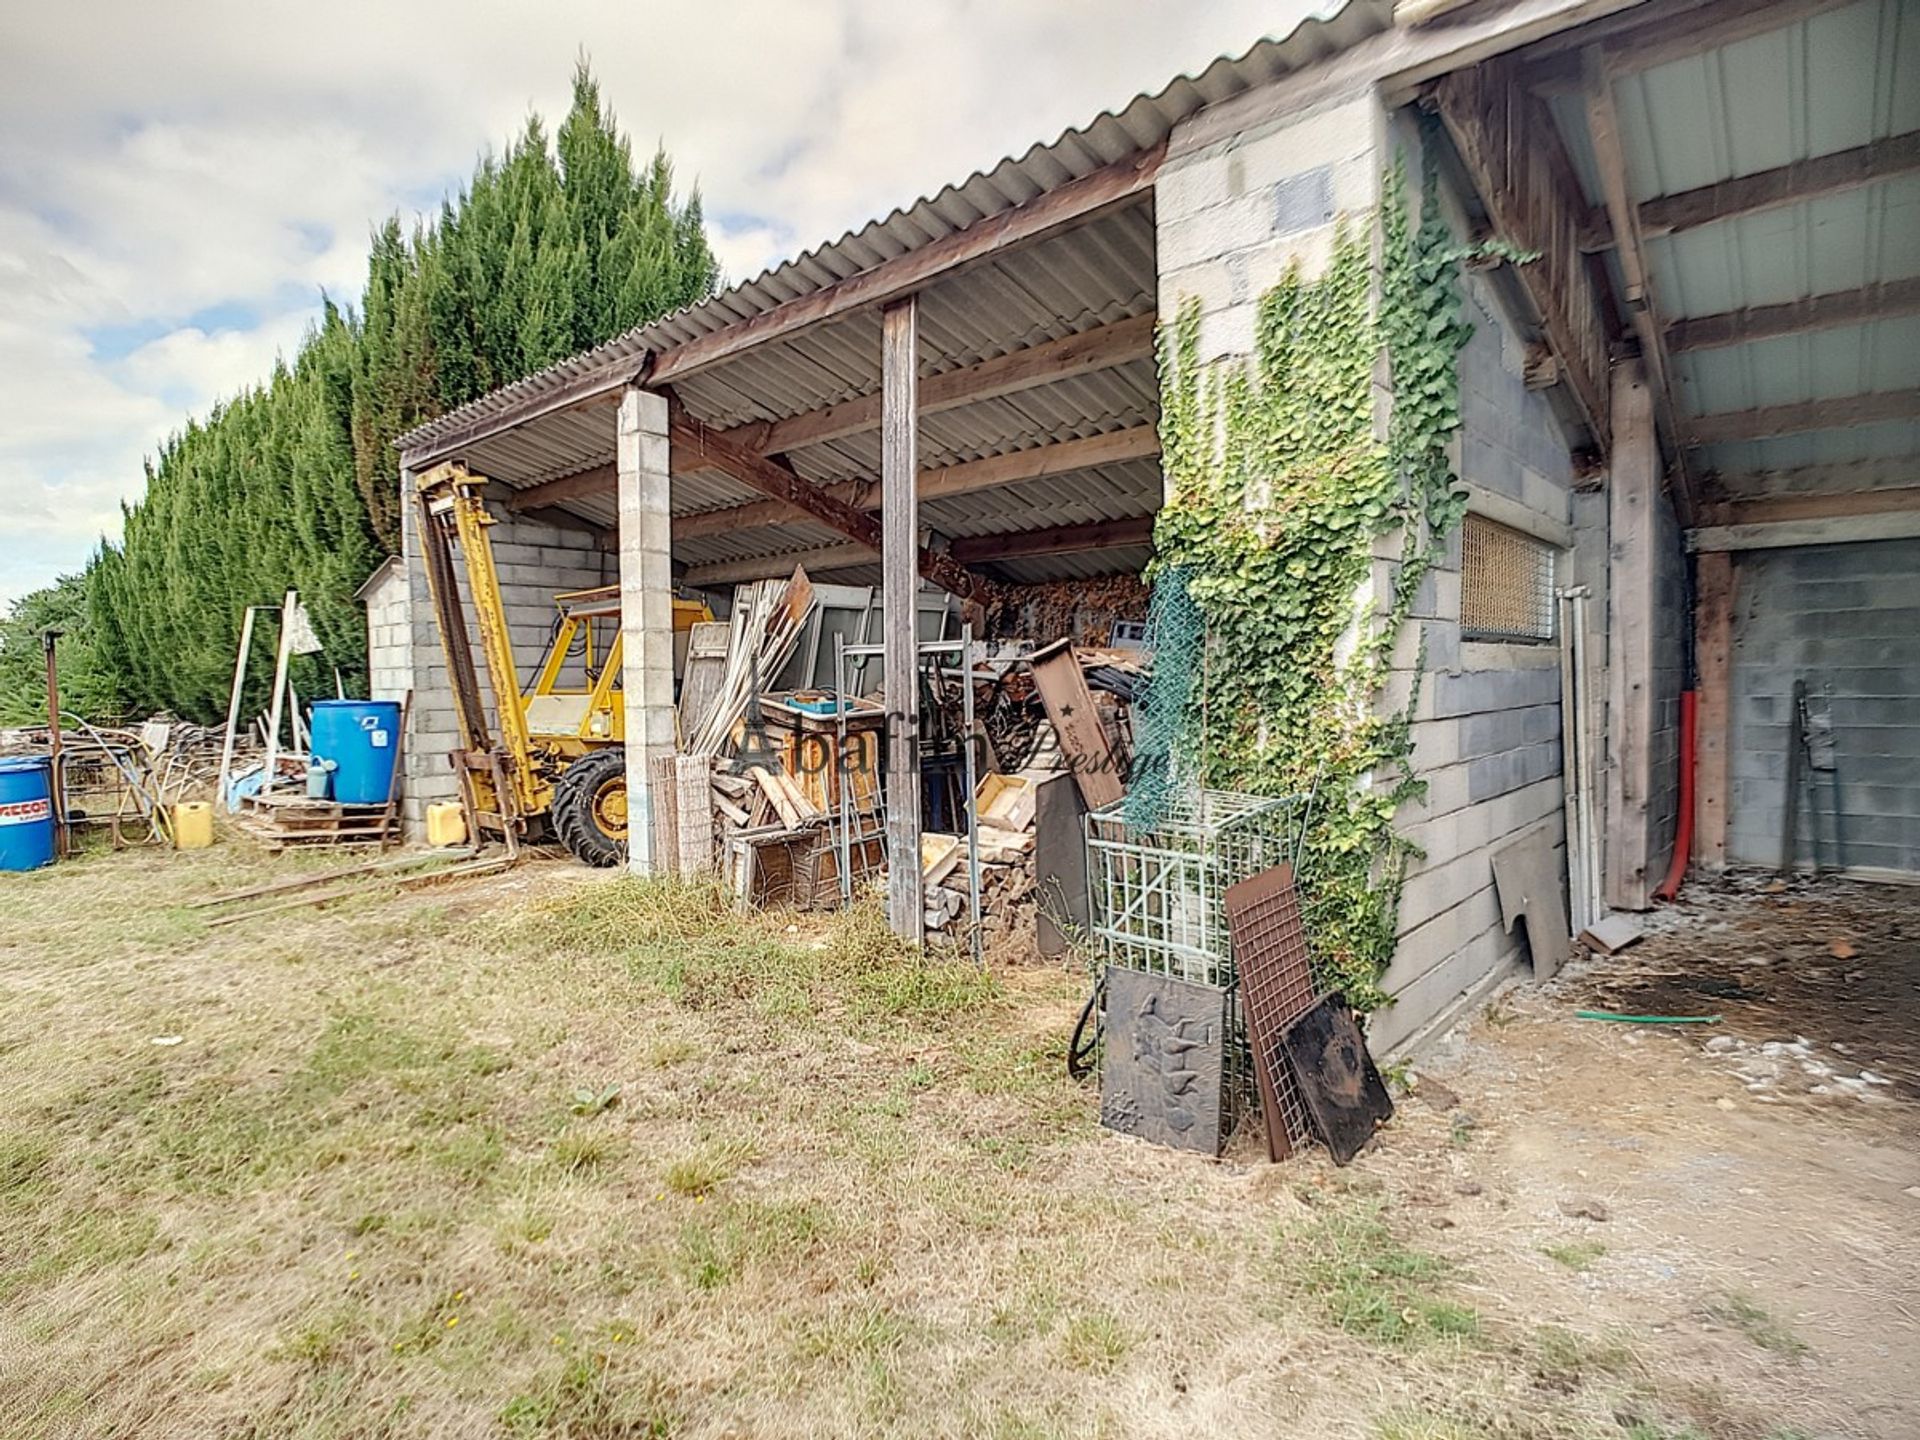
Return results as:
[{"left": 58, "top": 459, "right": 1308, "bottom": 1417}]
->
[
  {"left": 1156, "top": 92, "right": 1591, "bottom": 1052},
  {"left": 1157, "top": 89, "right": 1387, "bottom": 361},
  {"left": 397, "top": 487, "right": 615, "bottom": 833},
  {"left": 1369, "top": 136, "right": 1586, "bottom": 1055},
  {"left": 364, "top": 561, "right": 414, "bottom": 708},
  {"left": 1727, "top": 538, "right": 1920, "bottom": 877}
]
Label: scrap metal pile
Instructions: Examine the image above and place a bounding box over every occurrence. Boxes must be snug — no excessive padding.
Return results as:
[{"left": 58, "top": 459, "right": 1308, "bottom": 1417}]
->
[
  {"left": 0, "top": 715, "right": 252, "bottom": 847},
  {"left": 651, "top": 569, "right": 1148, "bottom": 959}
]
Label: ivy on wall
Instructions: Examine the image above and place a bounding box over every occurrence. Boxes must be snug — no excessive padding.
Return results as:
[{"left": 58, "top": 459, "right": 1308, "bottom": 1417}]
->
[{"left": 1153, "top": 152, "right": 1478, "bottom": 1008}]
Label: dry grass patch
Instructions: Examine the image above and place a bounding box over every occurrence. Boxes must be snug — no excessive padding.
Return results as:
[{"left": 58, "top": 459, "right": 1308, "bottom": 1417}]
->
[{"left": 0, "top": 852, "right": 1867, "bottom": 1439}]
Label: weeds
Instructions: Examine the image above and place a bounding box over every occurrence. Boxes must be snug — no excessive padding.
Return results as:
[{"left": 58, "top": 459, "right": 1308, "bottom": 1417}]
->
[
  {"left": 1541, "top": 1239, "right": 1607, "bottom": 1273},
  {"left": 1060, "top": 1313, "right": 1131, "bottom": 1373},
  {"left": 1280, "top": 1203, "right": 1479, "bottom": 1345},
  {"left": 497, "top": 877, "right": 1000, "bottom": 1025},
  {"left": 1704, "top": 1291, "right": 1808, "bottom": 1357},
  {"left": 662, "top": 1137, "right": 757, "bottom": 1197}
]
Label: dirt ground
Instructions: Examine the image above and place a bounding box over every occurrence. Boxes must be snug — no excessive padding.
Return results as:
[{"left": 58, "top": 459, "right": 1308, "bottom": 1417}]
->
[{"left": 0, "top": 843, "right": 1913, "bottom": 1440}]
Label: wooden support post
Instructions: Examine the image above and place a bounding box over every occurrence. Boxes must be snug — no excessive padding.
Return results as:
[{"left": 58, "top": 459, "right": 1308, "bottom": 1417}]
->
[
  {"left": 1692, "top": 550, "right": 1735, "bottom": 871},
  {"left": 882, "top": 296, "right": 924, "bottom": 945},
  {"left": 261, "top": 589, "right": 298, "bottom": 796},
  {"left": 1604, "top": 359, "right": 1658, "bottom": 911},
  {"left": 617, "top": 385, "right": 677, "bottom": 875}
]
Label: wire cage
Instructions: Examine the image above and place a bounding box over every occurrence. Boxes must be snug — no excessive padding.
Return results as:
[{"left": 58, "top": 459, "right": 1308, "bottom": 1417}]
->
[
  {"left": 1086, "top": 788, "right": 1307, "bottom": 986},
  {"left": 1086, "top": 788, "right": 1311, "bottom": 1133}
]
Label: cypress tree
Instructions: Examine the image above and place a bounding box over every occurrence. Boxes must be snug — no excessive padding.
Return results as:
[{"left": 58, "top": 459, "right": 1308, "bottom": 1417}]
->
[{"left": 54, "top": 65, "right": 721, "bottom": 722}]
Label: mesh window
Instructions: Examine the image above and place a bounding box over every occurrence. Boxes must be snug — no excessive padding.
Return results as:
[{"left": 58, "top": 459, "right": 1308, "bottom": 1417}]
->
[{"left": 1461, "top": 514, "right": 1556, "bottom": 642}]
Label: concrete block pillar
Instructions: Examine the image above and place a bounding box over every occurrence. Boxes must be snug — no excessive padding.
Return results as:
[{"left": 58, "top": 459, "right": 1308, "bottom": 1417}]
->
[
  {"left": 617, "top": 385, "right": 676, "bottom": 874},
  {"left": 1155, "top": 88, "right": 1390, "bottom": 376}
]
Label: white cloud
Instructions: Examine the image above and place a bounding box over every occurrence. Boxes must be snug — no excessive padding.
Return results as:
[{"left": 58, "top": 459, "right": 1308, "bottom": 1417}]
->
[{"left": 0, "top": 0, "right": 1310, "bottom": 607}]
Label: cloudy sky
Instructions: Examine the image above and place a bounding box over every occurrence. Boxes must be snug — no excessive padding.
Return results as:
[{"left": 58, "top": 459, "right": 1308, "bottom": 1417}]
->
[{"left": 0, "top": 0, "right": 1321, "bottom": 611}]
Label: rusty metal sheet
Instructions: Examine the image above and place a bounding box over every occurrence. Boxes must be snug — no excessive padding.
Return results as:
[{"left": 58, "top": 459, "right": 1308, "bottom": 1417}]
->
[
  {"left": 1224, "top": 862, "right": 1317, "bottom": 1162},
  {"left": 1028, "top": 638, "right": 1123, "bottom": 811}
]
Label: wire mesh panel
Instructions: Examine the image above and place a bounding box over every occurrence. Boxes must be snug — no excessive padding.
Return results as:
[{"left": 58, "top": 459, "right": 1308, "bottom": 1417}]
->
[
  {"left": 1087, "top": 788, "right": 1307, "bottom": 1132},
  {"left": 1224, "top": 863, "right": 1317, "bottom": 1160},
  {"left": 1461, "top": 513, "right": 1556, "bottom": 642}
]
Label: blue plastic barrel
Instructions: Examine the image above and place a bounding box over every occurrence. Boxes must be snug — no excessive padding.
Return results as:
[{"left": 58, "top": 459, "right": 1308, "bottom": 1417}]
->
[
  {"left": 0, "top": 756, "right": 56, "bottom": 872},
  {"left": 308, "top": 700, "right": 402, "bottom": 806}
]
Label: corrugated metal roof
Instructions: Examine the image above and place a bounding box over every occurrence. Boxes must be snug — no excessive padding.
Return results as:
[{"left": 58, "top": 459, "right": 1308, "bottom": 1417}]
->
[
  {"left": 1553, "top": 0, "right": 1920, "bottom": 489},
  {"left": 395, "top": 0, "right": 1387, "bottom": 457}
]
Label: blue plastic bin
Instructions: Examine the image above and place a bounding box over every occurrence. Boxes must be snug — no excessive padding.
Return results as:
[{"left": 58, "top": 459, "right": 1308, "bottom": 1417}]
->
[
  {"left": 0, "top": 756, "right": 56, "bottom": 871},
  {"left": 308, "top": 701, "right": 402, "bottom": 806}
]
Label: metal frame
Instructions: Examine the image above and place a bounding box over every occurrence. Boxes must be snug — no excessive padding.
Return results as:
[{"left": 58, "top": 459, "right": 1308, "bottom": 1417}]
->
[{"left": 839, "top": 631, "right": 984, "bottom": 965}]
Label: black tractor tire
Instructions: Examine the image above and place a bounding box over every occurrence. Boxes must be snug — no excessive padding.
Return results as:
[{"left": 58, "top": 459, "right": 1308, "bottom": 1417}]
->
[{"left": 551, "top": 747, "right": 628, "bottom": 868}]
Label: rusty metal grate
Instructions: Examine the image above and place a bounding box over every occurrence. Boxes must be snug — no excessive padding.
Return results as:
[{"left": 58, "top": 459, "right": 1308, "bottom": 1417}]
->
[
  {"left": 1461, "top": 513, "right": 1556, "bottom": 642},
  {"left": 1225, "top": 863, "right": 1317, "bottom": 1161}
]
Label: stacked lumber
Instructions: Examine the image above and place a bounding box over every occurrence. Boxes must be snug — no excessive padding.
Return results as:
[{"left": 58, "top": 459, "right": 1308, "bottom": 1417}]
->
[{"left": 684, "top": 567, "right": 816, "bottom": 756}]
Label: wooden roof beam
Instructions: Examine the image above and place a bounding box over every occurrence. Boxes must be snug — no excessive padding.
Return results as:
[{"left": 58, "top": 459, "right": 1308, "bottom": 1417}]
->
[
  {"left": 1698, "top": 486, "right": 1920, "bottom": 528},
  {"left": 504, "top": 463, "right": 614, "bottom": 514},
  {"left": 508, "top": 416, "right": 1161, "bottom": 525},
  {"left": 683, "top": 514, "right": 1157, "bottom": 587},
  {"left": 1525, "top": 0, "right": 1855, "bottom": 89},
  {"left": 1641, "top": 131, "right": 1920, "bottom": 240},
  {"left": 671, "top": 424, "right": 1160, "bottom": 541},
  {"left": 1687, "top": 388, "right": 1920, "bottom": 446},
  {"left": 648, "top": 145, "right": 1164, "bottom": 388},
  {"left": 721, "top": 312, "right": 1155, "bottom": 456},
  {"left": 1584, "top": 46, "right": 1695, "bottom": 522},
  {"left": 948, "top": 514, "right": 1155, "bottom": 564},
  {"left": 1667, "top": 277, "right": 1920, "bottom": 352},
  {"left": 665, "top": 395, "right": 981, "bottom": 599}
]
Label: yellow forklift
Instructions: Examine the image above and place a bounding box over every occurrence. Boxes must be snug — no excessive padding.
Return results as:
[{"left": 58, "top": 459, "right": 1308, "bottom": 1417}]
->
[{"left": 413, "top": 461, "right": 707, "bottom": 865}]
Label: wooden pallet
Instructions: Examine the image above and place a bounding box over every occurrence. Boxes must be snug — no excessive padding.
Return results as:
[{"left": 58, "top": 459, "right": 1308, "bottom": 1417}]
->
[{"left": 237, "top": 792, "right": 399, "bottom": 849}]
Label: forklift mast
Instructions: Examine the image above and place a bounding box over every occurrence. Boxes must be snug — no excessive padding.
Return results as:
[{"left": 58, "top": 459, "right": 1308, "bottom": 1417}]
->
[{"left": 413, "top": 462, "right": 540, "bottom": 832}]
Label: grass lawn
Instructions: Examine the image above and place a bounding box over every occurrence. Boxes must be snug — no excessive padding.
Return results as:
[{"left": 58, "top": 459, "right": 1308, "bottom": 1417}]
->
[{"left": 0, "top": 841, "right": 1824, "bottom": 1439}]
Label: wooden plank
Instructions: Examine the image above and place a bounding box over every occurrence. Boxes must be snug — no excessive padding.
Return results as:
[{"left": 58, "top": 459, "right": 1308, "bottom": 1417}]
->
[
  {"left": 1692, "top": 550, "right": 1734, "bottom": 871},
  {"left": 667, "top": 396, "right": 978, "bottom": 599},
  {"left": 1699, "top": 486, "right": 1920, "bottom": 527},
  {"left": 1028, "top": 639, "right": 1124, "bottom": 812},
  {"left": 1667, "top": 277, "right": 1920, "bottom": 352},
  {"left": 1433, "top": 55, "right": 1613, "bottom": 450},
  {"left": 508, "top": 318, "right": 1157, "bottom": 522},
  {"left": 672, "top": 425, "right": 1160, "bottom": 540},
  {"left": 1604, "top": 358, "right": 1658, "bottom": 911},
  {"left": 733, "top": 313, "right": 1155, "bottom": 456},
  {"left": 1642, "top": 132, "right": 1920, "bottom": 239},
  {"left": 505, "top": 463, "right": 616, "bottom": 513},
  {"left": 1688, "top": 512, "right": 1920, "bottom": 553},
  {"left": 1686, "top": 388, "right": 1920, "bottom": 446},
  {"left": 682, "top": 543, "right": 877, "bottom": 588},
  {"left": 1524, "top": 0, "right": 1852, "bottom": 86},
  {"left": 650, "top": 150, "right": 1162, "bottom": 388},
  {"left": 948, "top": 515, "right": 1155, "bottom": 564},
  {"left": 1583, "top": 45, "right": 1695, "bottom": 523},
  {"left": 881, "top": 296, "right": 924, "bottom": 944}
]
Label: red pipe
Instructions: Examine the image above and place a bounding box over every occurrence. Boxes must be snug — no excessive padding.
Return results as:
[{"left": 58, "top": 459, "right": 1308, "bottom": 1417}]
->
[{"left": 1654, "top": 689, "right": 1697, "bottom": 902}]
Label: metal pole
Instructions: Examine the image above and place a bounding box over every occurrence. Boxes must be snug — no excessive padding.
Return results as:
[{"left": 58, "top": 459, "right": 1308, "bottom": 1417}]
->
[
  {"left": 835, "top": 633, "right": 853, "bottom": 906},
  {"left": 42, "top": 629, "right": 65, "bottom": 859},
  {"left": 217, "top": 606, "right": 260, "bottom": 813},
  {"left": 262, "top": 591, "right": 298, "bottom": 797},
  {"left": 1781, "top": 678, "right": 1807, "bottom": 878},
  {"left": 960, "top": 622, "right": 983, "bottom": 967}
]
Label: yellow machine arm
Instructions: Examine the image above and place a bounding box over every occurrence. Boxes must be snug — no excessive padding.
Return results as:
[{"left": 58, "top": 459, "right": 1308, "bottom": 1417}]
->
[{"left": 414, "top": 462, "right": 544, "bottom": 830}]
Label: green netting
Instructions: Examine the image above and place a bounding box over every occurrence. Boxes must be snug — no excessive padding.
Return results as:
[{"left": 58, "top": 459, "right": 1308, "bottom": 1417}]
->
[{"left": 1123, "top": 564, "right": 1205, "bottom": 832}]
